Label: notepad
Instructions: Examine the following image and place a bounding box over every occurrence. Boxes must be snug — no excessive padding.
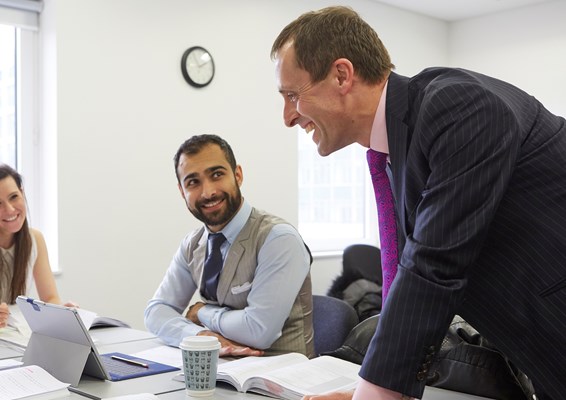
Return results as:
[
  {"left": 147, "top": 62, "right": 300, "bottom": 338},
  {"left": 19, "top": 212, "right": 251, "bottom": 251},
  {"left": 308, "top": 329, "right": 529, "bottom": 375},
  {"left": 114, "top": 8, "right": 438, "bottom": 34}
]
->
[{"left": 100, "top": 352, "right": 179, "bottom": 381}]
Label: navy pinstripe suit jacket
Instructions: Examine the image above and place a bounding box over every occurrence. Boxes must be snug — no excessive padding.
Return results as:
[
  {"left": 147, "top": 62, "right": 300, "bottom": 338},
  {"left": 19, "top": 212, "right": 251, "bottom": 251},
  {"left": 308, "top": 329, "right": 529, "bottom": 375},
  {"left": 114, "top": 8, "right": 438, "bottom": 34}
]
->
[{"left": 360, "top": 68, "right": 566, "bottom": 399}]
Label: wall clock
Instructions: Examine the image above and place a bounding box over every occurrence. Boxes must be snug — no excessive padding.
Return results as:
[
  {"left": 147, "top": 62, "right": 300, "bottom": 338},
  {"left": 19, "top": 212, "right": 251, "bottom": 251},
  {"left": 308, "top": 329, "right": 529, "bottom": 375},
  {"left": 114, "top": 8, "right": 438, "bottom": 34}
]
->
[{"left": 181, "top": 46, "right": 215, "bottom": 88}]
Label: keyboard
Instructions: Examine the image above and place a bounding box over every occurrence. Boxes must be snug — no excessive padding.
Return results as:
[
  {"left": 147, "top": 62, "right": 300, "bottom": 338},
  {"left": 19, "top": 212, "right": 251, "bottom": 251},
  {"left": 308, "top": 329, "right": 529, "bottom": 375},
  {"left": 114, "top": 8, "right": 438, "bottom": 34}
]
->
[{"left": 101, "top": 355, "right": 148, "bottom": 378}]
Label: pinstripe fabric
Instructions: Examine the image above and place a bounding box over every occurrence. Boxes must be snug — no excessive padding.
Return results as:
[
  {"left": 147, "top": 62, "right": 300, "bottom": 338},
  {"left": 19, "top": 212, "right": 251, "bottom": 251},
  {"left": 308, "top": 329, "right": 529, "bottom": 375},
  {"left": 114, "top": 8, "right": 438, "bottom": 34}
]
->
[{"left": 359, "top": 68, "right": 566, "bottom": 399}]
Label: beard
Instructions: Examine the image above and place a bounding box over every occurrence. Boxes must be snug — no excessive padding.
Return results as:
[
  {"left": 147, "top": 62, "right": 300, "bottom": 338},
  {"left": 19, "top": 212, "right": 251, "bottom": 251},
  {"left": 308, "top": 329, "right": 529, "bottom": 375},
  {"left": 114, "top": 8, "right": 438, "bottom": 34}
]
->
[{"left": 189, "top": 186, "right": 243, "bottom": 229}]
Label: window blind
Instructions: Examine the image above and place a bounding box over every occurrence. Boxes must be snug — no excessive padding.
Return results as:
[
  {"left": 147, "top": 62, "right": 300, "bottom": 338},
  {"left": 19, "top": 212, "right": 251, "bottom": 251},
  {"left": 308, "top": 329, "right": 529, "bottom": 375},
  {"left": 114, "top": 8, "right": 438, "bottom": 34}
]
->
[{"left": 0, "top": 0, "right": 43, "bottom": 30}]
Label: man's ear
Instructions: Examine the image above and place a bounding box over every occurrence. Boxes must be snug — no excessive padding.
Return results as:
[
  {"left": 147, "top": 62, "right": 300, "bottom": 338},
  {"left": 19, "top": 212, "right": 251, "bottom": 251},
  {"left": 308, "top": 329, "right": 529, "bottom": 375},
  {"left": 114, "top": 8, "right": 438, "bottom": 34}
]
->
[
  {"left": 333, "top": 58, "right": 354, "bottom": 93},
  {"left": 234, "top": 165, "right": 244, "bottom": 187}
]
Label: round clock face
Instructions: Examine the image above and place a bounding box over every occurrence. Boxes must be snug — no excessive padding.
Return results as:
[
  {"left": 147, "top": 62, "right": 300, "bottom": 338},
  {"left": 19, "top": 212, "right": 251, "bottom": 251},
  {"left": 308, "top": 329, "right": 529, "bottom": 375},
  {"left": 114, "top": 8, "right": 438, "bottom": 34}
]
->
[{"left": 181, "top": 46, "right": 215, "bottom": 88}]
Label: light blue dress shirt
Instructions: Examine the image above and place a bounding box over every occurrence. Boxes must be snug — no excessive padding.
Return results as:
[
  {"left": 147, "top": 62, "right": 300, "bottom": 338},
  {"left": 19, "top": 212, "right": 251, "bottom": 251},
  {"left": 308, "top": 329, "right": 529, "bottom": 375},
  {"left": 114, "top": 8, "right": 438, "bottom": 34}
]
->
[{"left": 144, "top": 200, "right": 311, "bottom": 348}]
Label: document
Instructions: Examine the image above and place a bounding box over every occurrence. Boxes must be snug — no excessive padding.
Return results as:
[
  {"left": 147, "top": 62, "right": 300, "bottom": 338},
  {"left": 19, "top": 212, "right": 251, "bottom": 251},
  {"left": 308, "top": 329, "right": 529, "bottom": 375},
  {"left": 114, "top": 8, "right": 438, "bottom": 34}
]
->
[
  {"left": 215, "top": 353, "right": 360, "bottom": 400},
  {"left": 0, "top": 364, "right": 70, "bottom": 400},
  {"left": 0, "top": 359, "right": 22, "bottom": 370},
  {"left": 131, "top": 345, "right": 183, "bottom": 368}
]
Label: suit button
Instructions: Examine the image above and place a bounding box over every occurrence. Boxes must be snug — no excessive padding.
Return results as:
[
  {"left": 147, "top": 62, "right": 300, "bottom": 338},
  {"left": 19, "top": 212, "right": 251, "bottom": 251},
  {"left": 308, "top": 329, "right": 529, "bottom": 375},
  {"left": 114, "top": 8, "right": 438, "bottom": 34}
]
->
[
  {"left": 416, "top": 371, "right": 427, "bottom": 381},
  {"left": 427, "top": 371, "right": 440, "bottom": 384}
]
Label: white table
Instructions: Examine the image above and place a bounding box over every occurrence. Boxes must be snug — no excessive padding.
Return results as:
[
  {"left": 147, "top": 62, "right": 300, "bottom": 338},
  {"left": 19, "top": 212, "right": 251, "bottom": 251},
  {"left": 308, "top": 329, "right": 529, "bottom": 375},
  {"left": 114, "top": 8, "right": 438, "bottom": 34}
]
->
[
  {"left": 156, "top": 384, "right": 494, "bottom": 400},
  {"left": 13, "top": 326, "right": 493, "bottom": 400}
]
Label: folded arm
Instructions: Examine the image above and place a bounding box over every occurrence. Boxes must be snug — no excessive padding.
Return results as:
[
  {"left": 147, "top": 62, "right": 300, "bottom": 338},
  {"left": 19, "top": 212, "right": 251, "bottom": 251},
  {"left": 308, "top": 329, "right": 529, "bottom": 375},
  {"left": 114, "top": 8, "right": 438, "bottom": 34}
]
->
[{"left": 197, "top": 224, "right": 311, "bottom": 349}]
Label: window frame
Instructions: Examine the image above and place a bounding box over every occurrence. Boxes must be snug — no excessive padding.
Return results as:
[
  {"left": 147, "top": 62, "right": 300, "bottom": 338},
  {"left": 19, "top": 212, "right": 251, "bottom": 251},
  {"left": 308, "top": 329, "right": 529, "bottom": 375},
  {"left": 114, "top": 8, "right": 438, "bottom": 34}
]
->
[{"left": 1, "top": 1, "right": 58, "bottom": 271}]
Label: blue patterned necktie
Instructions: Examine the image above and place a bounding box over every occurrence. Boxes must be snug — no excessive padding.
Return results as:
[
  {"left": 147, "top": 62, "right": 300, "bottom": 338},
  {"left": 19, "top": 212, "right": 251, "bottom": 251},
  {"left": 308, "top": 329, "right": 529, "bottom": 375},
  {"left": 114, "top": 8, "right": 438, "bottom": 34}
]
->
[
  {"left": 201, "top": 232, "right": 226, "bottom": 301},
  {"left": 367, "top": 149, "right": 399, "bottom": 305}
]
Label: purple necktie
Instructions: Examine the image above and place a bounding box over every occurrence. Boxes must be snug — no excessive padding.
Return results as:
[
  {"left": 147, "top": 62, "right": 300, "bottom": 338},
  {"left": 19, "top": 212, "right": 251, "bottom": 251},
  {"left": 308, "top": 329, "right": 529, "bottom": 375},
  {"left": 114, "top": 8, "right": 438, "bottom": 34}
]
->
[
  {"left": 367, "top": 149, "right": 399, "bottom": 305},
  {"left": 201, "top": 232, "right": 226, "bottom": 301}
]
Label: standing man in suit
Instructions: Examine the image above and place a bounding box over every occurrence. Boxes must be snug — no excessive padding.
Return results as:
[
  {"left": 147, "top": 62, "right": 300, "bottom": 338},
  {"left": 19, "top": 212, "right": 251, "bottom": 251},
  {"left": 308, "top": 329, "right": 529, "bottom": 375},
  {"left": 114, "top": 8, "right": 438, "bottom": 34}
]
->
[
  {"left": 271, "top": 6, "right": 566, "bottom": 400},
  {"left": 145, "top": 134, "right": 314, "bottom": 358}
]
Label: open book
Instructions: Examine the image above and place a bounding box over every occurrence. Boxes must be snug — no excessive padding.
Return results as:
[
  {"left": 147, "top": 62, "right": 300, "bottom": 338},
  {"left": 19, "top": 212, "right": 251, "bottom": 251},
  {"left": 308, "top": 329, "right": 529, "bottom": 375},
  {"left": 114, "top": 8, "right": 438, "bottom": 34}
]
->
[
  {"left": 0, "top": 364, "right": 70, "bottom": 400},
  {"left": 216, "top": 353, "right": 360, "bottom": 400},
  {"left": 75, "top": 308, "right": 130, "bottom": 330}
]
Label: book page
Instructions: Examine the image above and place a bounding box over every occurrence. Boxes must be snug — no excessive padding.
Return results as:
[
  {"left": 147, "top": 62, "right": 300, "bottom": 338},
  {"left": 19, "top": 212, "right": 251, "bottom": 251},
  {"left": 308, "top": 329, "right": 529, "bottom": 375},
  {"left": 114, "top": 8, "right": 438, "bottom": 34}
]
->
[
  {"left": 76, "top": 308, "right": 99, "bottom": 329},
  {"left": 0, "top": 305, "right": 32, "bottom": 347},
  {"left": 217, "top": 353, "right": 308, "bottom": 392},
  {"left": 248, "top": 356, "right": 360, "bottom": 400},
  {"left": 0, "top": 365, "right": 70, "bottom": 399}
]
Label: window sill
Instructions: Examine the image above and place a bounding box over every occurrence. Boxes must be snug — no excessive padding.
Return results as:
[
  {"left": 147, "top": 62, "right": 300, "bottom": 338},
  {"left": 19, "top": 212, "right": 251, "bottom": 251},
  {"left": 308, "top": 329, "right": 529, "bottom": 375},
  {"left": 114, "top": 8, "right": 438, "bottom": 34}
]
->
[{"left": 311, "top": 250, "right": 342, "bottom": 260}]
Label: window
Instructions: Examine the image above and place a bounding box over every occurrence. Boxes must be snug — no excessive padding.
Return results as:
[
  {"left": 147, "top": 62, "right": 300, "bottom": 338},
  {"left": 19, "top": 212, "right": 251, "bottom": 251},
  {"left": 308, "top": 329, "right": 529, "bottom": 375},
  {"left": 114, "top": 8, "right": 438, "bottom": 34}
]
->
[
  {"left": 298, "top": 129, "right": 378, "bottom": 253},
  {"left": 0, "top": 2, "right": 56, "bottom": 270},
  {"left": 0, "top": 24, "right": 16, "bottom": 167},
  {"left": 0, "top": 21, "right": 39, "bottom": 217}
]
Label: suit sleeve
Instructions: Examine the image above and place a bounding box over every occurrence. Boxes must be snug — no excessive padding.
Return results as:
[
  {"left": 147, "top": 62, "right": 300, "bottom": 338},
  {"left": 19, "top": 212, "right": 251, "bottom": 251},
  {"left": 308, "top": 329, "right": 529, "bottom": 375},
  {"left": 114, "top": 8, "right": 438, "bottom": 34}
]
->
[{"left": 359, "top": 81, "right": 522, "bottom": 397}]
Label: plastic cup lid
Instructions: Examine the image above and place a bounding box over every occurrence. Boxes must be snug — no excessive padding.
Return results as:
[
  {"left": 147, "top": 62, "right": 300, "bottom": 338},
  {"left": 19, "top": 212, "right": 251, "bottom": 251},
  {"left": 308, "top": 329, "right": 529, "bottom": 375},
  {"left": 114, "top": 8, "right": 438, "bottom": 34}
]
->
[{"left": 180, "top": 336, "right": 221, "bottom": 350}]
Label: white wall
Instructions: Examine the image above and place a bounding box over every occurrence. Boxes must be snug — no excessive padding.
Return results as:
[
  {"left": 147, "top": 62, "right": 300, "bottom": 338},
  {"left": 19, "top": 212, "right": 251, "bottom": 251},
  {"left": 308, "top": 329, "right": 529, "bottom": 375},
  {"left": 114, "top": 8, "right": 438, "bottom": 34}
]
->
[
  {"left": 448, "top": 0, "right": 566, "bottom": 116},
  {"left": 38, "top": 0, "right": 447, "bottom": 329},
  {"left": 38, "top": 0, "right": 566, "bottom": 330}
]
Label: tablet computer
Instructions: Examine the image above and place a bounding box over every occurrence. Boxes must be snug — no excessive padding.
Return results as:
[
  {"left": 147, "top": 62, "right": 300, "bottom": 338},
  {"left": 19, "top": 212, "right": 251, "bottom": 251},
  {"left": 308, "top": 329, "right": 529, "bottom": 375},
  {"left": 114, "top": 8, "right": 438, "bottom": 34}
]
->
[{"left": 16, "top": 296, "right": 178, "bottom": 386}]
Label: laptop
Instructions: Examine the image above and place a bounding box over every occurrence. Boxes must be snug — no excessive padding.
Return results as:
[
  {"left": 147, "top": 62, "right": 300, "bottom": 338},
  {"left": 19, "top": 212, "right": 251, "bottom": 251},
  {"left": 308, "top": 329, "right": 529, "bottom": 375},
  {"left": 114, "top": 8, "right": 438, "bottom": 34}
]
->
[{"left": 16, "top": 296, "right": 178, "bottom": 386}]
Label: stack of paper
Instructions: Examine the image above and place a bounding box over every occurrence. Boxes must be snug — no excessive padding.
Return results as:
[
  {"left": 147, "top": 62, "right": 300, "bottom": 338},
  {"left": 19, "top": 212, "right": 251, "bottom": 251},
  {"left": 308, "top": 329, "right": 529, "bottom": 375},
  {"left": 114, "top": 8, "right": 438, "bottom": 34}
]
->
[{"left": 0, "top": 364, "right": 70, "bottom": 400}]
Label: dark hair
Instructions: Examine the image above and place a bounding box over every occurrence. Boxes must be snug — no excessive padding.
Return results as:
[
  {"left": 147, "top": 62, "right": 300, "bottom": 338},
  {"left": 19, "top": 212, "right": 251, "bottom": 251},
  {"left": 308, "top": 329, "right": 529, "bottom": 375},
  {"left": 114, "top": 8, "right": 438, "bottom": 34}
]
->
[
  {"left": 173, "top": 134, "right": 238, "bottom": 184},
  {"left": 271, "top": 6, "right": 394, "bottom": 84},
  {"left": 0, "top": 164, "right": 32, "bottom": 303}
]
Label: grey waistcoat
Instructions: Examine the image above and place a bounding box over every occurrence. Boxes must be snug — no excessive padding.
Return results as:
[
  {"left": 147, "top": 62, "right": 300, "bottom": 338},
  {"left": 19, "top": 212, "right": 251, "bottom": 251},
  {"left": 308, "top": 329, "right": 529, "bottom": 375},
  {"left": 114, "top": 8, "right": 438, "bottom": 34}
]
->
[{"left": 186, "top": 207, "right": 315, "bottom": 358}]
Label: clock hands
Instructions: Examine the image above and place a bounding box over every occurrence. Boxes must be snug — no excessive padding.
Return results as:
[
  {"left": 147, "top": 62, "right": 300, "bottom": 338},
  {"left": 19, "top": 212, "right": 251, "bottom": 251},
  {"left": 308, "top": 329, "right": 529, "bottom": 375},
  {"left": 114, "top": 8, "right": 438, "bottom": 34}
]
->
[{"left": 189, "top": 51, "right": 211, "bottom": 68}]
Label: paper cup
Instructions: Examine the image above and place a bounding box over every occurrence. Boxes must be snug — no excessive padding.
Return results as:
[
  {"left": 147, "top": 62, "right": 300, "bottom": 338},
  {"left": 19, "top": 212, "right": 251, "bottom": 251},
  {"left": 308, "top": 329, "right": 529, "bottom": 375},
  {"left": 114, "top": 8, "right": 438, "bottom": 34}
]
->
[{"left": 180, "top": 336, "right": 221, "bottom": 397}]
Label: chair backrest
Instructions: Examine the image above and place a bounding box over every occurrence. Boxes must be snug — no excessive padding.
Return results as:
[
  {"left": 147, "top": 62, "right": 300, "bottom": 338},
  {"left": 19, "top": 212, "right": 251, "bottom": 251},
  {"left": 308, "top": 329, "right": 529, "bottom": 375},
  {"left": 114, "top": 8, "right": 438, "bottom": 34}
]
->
[
  {"left": 312, "top": 295, "right": 359, "bottom": 356},
  {"left": 342, "top": 244, "right": 382, "bottom": 284}
]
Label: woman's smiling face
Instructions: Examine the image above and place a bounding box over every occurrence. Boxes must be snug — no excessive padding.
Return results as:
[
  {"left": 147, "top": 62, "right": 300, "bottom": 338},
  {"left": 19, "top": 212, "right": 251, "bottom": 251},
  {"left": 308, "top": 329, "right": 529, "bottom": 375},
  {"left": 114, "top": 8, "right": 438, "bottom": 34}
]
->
[{"left": 0, "top": 176, "right": 27, "bottom": 242}]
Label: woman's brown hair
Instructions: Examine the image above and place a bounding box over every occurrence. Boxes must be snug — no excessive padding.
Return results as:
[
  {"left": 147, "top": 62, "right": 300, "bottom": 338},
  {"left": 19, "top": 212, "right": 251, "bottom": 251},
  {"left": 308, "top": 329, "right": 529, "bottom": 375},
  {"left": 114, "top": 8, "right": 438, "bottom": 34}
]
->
[{"left": 0, "top": 164, "right": 32, "bottom": 303}]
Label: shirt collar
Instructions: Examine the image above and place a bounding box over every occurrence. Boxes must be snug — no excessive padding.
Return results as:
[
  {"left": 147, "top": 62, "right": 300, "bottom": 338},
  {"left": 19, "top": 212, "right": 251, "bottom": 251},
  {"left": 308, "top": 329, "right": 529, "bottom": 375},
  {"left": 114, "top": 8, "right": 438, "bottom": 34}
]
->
[
  {"left": 369, "top": 79, "right": 389, "bottom": 154},
  {"left": 205, "top": 199, "right": 251, "bottom": 245}
]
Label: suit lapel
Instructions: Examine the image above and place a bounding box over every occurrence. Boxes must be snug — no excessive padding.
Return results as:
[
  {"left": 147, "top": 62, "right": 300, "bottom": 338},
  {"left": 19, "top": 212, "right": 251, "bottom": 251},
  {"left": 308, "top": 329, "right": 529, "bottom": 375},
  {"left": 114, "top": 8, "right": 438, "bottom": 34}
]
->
[
  {"left": 216, "top": 242, "right": 245, "bottom": 304},
  {"left": 215, "top": 220, "right": 255, "bottom": 304},
  {"left": 385, "top": 73, "right": 410, "bottom": 239}
]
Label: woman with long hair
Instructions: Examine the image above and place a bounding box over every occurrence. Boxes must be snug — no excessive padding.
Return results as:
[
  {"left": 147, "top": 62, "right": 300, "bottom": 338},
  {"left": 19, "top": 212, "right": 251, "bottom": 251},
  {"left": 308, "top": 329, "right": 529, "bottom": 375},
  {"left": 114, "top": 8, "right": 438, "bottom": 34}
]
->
[{"left": 0, "top": 164, "right": 75, "bottom": 327}]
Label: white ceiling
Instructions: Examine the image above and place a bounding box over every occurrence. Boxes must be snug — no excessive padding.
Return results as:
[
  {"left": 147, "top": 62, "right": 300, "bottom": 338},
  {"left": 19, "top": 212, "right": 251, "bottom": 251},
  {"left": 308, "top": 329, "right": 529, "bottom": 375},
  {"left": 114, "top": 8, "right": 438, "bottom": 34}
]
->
[{"left": 375, "top": 0, "right": 558, "bottom": 21}]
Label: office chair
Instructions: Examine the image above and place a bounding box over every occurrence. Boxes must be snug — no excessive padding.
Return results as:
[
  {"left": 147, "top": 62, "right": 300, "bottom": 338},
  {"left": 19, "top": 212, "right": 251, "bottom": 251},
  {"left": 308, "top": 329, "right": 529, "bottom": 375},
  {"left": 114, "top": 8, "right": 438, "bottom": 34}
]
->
[
  {"left": 312, "top": 295, "right": 359, "bottom": 356},
  {"left": 327, "top": 244, "right": 383, "bottom": 321},
  {"left": 342, "top": 244, "right": 382, "bottom": 284}
]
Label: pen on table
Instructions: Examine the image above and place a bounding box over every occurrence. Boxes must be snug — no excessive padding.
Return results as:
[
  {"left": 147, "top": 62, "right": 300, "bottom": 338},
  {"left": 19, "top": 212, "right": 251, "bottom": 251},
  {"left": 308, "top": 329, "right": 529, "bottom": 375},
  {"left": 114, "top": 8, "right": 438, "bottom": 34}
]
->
[{"left": 111, "top": 355, "right": 149, "bottom": 368}]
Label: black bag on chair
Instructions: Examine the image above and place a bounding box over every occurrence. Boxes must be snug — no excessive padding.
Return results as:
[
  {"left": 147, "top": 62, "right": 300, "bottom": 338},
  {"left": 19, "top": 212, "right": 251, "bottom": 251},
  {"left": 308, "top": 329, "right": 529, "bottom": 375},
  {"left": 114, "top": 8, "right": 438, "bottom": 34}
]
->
[{"left": 325, "top": 315, "right": 536, "bottom": 400}]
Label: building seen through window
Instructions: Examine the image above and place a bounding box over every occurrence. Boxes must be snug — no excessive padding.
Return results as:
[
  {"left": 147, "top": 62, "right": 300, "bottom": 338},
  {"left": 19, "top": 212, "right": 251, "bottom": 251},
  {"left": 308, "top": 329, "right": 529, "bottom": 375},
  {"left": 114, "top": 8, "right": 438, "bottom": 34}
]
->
[{"left": 298, "top": 129, "right": 377, "bottom": 253}]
